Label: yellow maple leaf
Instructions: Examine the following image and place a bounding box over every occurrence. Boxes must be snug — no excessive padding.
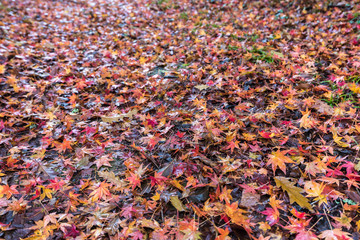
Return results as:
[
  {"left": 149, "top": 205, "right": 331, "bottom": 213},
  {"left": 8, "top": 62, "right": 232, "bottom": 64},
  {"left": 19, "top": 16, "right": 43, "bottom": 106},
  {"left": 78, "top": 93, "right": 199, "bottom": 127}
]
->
[
  {"left": 242, "top": 132, "right": 256, "bottom": 141},
  {"left": 332, "top": 212, "right": 352, "bottom": 230},
  {"left": 0, "top": 64, "right": 5, "bottom": 74},
  {"left": 299, "top": 110, "right": 318, "bottom": 129},
  {"left": 139, "top": 56, "right": 146, "bottom": 65},
  {"left": 39, "top": 186, "right": 53, "bottom": 201},
  {"left": 332, "top": 132, "right": 349, "bottom": 148},
  {"left": 349, "top": 83, "right": 360, "bottom": 94},
  {"left": 304, "top": 181, "right": 327, "bottom": 207}
]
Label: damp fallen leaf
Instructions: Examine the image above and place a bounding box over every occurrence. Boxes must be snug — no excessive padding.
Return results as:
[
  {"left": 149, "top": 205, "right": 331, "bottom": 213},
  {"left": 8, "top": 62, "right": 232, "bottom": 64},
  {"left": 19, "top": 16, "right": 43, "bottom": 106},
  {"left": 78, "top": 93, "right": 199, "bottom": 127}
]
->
[
  {"left": 275, "top": 177, "right": 313, "bottom": 211},
  {"left": 170, "top": 195, "right": 186, "bottom": 212}
]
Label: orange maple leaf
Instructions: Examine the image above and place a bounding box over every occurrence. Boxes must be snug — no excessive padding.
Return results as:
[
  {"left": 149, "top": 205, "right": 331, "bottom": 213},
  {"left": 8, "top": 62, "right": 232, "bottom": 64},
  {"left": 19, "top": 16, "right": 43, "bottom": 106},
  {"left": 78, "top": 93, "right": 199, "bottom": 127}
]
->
[
  {"left": 266, "top": 150, "right": 294, "bottom": 174},
  {"left": 0, "top": 64, "right": 5, "bottom": 74},
  {"left": 219, "top": 186, "right": 233, "bottom": 204},
  {"left": 55, "top": 138, "right": 72, "bottom": 153},
  {"left": 68, "top": 93, "right": 77, "bottom": 106},
  {"left": 89, "top": 182, "right": 111, "bottom": 202},
  {"left": 0, "top": 185, "right": 19, "bottom": 199},
  {"left": 225, "top": 202, "right": 253, "bottom": 234},
  {"left": 215, "top": 227, "right": 230, "bottom": 240}
]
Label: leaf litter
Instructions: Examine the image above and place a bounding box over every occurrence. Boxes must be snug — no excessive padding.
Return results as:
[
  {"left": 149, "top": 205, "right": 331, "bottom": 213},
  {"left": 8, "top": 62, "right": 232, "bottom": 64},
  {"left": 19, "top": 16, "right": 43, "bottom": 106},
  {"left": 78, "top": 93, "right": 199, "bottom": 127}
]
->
[{"left": 0, "top": 0, "right": 360, "bottom": 239}]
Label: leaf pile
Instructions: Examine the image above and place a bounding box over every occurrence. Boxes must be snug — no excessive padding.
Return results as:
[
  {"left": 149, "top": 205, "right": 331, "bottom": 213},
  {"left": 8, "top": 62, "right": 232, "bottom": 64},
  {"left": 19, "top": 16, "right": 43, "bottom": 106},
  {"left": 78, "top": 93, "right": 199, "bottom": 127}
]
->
[{"left": 0, "top": 0, "right": 360, "bottom": 239}]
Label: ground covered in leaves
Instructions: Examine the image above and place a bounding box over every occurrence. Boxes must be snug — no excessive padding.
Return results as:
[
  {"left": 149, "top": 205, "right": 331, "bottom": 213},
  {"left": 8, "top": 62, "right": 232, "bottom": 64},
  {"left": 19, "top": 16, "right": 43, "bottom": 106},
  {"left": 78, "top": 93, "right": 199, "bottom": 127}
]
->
[{"left": 0, "top": 0, "right": 360, "bottom": 239}]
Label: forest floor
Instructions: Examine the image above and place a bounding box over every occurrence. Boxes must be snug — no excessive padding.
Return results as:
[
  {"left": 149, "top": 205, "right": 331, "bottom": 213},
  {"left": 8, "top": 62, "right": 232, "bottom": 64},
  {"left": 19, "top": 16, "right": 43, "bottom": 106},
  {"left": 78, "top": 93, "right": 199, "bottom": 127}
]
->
[{"left": 0, "top": 0, "right": 360, "bottom": 239}]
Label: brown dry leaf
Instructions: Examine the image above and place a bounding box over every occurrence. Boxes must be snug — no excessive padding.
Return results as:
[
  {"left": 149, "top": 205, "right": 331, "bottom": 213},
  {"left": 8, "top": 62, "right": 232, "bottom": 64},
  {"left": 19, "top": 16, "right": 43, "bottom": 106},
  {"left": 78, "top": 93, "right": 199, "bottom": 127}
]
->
[
  {"left": 312, "top": 100, "right": 334, "bottom": 115},
  {"left": 101, "top": 115, "right": 123, "bottom": 123},
  {"left": 240, "top": 191, "right": 260, "bottom": 208},
  {"left": 98, "top": 171, "right": 127, "bottom": 188},
  {"left": 345, "top": 190, "right": 360, "bottom": 203},
  {"left": 195, "top": 84, "right": 209, "bottom": 91},
  {"left": 295, "top": 83, "right": 313, "bottom": 90},
  {"left": 139, "top": 219, "right": 160, "bottom": 229},
  {"left": 100, "top": 109, "right": 138, "bottom": 123},
  {"left": 275, "top": 177, "right": 313, "bottom": 211}
]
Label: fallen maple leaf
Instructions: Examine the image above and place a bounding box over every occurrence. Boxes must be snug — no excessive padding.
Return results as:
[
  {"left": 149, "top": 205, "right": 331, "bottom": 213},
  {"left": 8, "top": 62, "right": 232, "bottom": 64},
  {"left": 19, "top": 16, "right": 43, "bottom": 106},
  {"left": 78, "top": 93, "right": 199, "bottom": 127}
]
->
[
  {"left": 225, "top": 202, "right": 253, "bottom": 234},
  {"left": 178, "top": 219, "right": 202, "bottom": 240},
  {"left": 89, "top": 182, "right": 111, "bottom": 202},
  {"left": 267, "top": 150, "right": 294, "bottom": 174},
  {"left": 0, "top": 184, "right": 19, "bottom": 199},
  {"left": 94, "top": 155, "right": 113, "bottom": 169},
  {"left": 39, "top": 186, "right": 53, "bottom": 201},
  {"left": 98, "top": 171, "right": 127, "bottom": 188},
  {"left": 224, "top": 140, "right": 240, "bottom": 153},
  {"left": 64, "top": 225, "right": 80, "bottom": 238},
  {"left": 261, "top": 207, "right": 280, "bottom": 226},
  {"left": 299, "top": 110, "right": 318, "bottom": 129},
  {"left": 215, "top": 227, "right": 231, "bottom": 240},
  {"left": 332, "top": 212, "right": 352, "bottom": 230},
  {"left": 0, "top": 64, "right": 5, "bottom": 74},
  {"left": 55, "top": 138, "right": 72, "bottom": 153},
  {"left": 318, "top": 229, "right": 351, "bottom": 240},
  {"left": 127, "top": 172, "right": 141, "bottom": 190},
  {"left": 304, "top": 181, "right": 328, "bottom": 207}
]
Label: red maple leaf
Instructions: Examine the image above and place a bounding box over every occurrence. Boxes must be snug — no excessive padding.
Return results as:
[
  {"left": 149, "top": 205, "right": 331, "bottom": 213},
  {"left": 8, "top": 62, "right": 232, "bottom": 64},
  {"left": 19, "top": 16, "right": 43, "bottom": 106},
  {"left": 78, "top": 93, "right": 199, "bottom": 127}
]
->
[
  {"left": 149, "top": 172, "right": 168, "bottom": 188},
  {"left": 176, "top": 131, "right": 185, "bottom": 138},
  {"left": 64, "top": 225, "right": 80, "bottom": 238},
  {"left": 147, "top": 118, "right": 158, "bottom": 128},
  {"left": 224, "top": 140, "right": 239, "bottom": 153},
  {"left": 261, "top": 208, "right": 279, "bottom": 226},
  {"left": 127, "top": 172, "right": 141, "bottom": 190},
  {"left": 258, "top": 131, "right": 273, "bottom": 139},
  {"left": 48, "top": 178, "right": 66, "bottom": 191}
]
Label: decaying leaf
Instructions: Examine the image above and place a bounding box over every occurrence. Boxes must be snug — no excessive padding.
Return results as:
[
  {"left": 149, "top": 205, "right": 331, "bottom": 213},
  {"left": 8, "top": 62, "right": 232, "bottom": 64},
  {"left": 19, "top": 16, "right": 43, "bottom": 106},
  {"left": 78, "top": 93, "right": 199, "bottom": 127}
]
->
[
  {"left": 98, "top": 171, "right": 127, "bottom": 189},
  {"left": 101, "top": 109, "right": 138, "bottom": 123},
  {"left": 194, "top": 85, "right": 209, "bottom": 91},
  {"left": 101, "top": 115, "right": 123, "bottom": 123},
  {"left": 312, "top": 100, "right": 334, "bottom": 115},
  {"left": 240, "top": 191, "right": 260, "bottom": 208},
  {"left": 170, "top": 195, "right": 186, "bottom": 212}
]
